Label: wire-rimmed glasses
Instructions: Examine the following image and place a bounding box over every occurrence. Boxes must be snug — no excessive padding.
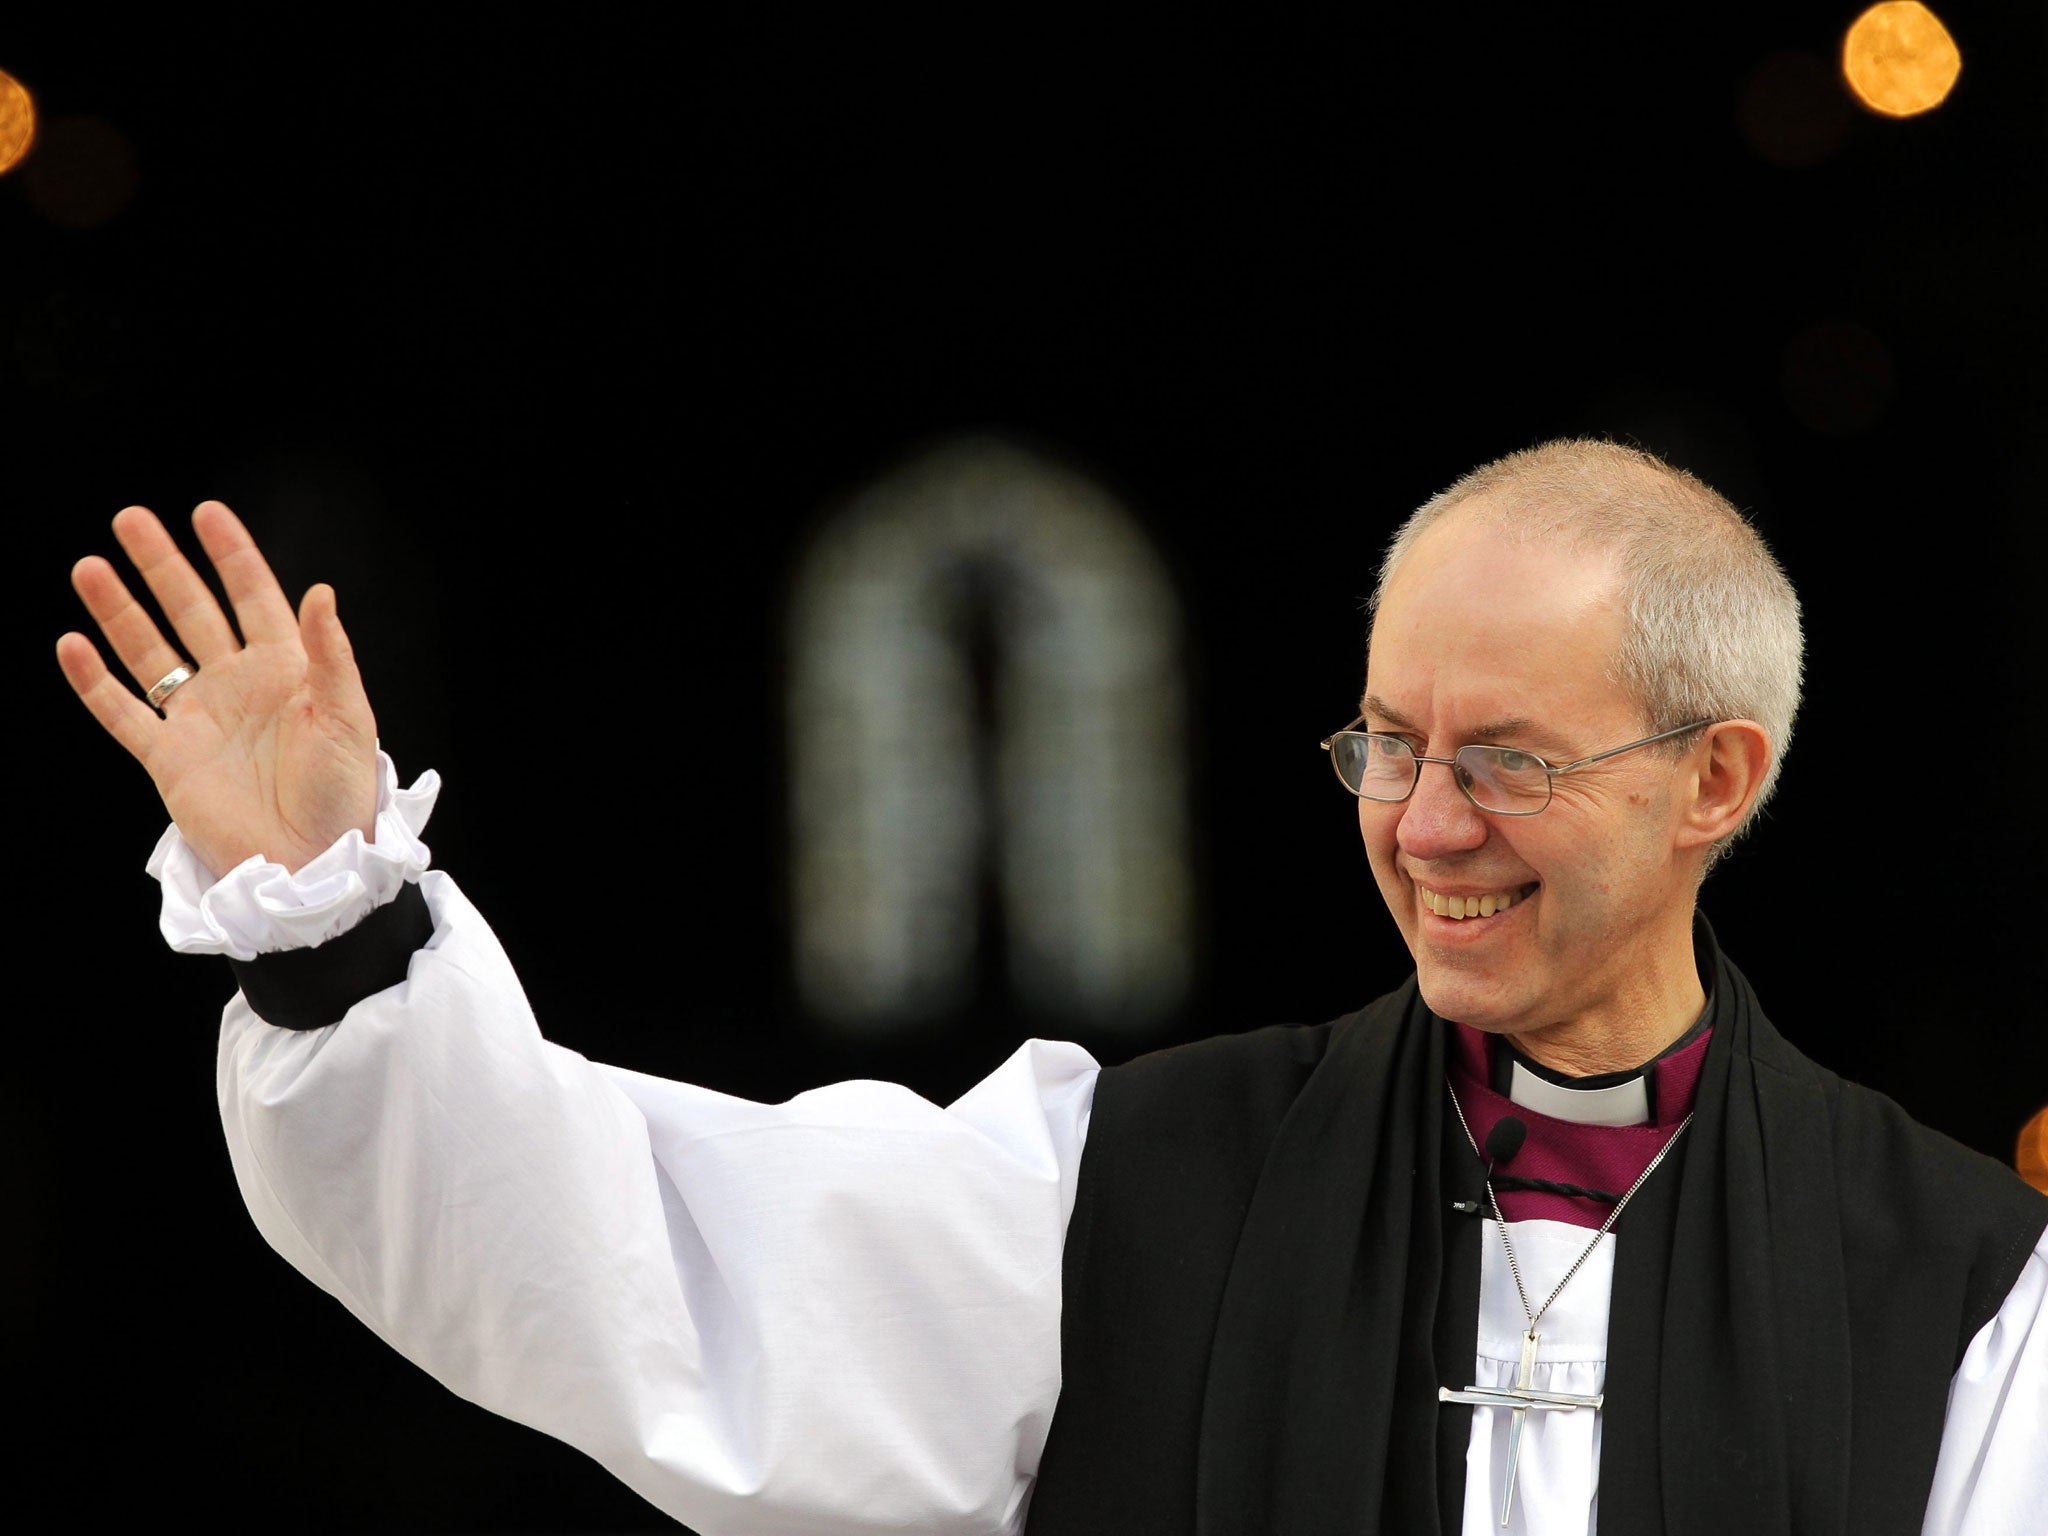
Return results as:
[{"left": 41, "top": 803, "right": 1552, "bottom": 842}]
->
[{"left": 1319, "top": 717, "right": 1715, "bottom": 815}]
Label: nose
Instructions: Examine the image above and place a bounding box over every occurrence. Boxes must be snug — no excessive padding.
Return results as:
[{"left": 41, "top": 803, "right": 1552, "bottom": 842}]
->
[{"left": 1394, "top": 757, "right": 1491, "bottom": 862}]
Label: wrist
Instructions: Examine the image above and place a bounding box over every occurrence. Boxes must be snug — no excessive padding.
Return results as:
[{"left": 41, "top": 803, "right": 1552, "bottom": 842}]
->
[{"left": 150, "top": 751, "right": 439, "bottom": 959}]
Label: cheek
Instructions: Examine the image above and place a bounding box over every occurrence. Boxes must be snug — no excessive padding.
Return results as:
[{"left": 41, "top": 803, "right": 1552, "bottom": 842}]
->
[
  {"left": 1356, "top": 807, "right": 1409, "bottom": 898},
  {"left": 1357, "top": 802, "right": 1402, "bottom": 865},
  {"left": 1521, "top": 816, "right": 1650, "bottom": 924}
]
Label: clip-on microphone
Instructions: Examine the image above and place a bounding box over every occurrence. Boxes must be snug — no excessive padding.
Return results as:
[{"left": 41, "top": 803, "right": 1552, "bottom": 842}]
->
[
  {"left": 1453, "top": 1115, "right": 1530, "bottom": 1215},
  {"left": 1484, "top": 1115, "right": 1528, "bottom": 1175}
]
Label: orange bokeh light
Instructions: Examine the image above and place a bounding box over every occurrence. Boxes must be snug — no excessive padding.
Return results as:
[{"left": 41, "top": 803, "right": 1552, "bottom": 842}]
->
[
  {"left": 1842, "top": 3, "right": 1960, "bottom": 118},
  {"left": 2021, "top": 1106, "right": 2048, "bottom": 1196},
  {"left": 0, "top": 70, "right": 35, "bottom": 175}
]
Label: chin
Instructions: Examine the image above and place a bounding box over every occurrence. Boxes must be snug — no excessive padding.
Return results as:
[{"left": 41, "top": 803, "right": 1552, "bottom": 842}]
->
[{"left": 1412, "top": 965, "right": 1530, "bottom": 1033}]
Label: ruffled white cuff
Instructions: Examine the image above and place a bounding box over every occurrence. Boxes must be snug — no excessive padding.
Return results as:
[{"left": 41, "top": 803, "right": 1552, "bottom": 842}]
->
[{"left": 147, "top": 750, "right": 440, "bottom": 960}]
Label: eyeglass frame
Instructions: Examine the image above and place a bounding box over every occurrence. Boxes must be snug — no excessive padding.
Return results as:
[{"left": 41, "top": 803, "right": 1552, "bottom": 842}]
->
[{"left": 1318, "top": 716, "right": 1717, "bottom": 815}]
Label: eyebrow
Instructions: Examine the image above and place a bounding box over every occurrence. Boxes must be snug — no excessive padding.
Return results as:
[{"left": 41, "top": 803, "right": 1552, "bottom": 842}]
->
[{"left": 1358, "top": 694, "right": 1576, "bottom": 757}]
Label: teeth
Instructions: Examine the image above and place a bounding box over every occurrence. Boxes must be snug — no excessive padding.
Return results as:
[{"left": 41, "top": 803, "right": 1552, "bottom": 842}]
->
[{"left": 1420, "top": 884, "right": 1526, "bottom": 920}]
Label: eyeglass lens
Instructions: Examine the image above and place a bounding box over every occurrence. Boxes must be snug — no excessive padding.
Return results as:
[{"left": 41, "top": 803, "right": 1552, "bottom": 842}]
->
[{"left": 1329, "top": 734, "right": 1551, "bottom": 813}]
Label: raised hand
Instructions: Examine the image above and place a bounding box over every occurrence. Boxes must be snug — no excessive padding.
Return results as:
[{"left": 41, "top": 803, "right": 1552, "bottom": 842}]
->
[{"left": 57, "top": 501, "right": 380, "bottom": 878}]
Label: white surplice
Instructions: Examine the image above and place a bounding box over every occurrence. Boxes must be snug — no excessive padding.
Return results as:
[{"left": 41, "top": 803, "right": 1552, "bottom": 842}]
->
[
  {"left": 161, "top": 755, "right": 2048, "bottom": 1536},
  {"left": 1459, "top": 1222, "right": 1614, "bottom": 1535}
]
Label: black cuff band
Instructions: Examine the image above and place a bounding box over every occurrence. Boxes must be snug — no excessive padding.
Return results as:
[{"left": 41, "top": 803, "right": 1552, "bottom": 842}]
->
[{"left": 229, "top": 880, "right": 435, "bottom": 1031}]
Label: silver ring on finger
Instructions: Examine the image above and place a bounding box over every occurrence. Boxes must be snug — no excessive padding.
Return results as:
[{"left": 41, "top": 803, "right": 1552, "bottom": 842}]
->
[{"left": 146, "top": 663, "right": 196, "bottom": 712}]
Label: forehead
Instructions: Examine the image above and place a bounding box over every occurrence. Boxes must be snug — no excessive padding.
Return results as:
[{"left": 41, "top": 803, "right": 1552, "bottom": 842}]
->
[{"left": 1365, "top": 512, "right": 1634, "bottom": 740}]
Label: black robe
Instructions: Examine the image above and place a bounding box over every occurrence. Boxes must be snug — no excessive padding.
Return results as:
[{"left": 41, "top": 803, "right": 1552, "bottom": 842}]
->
[{"left": 1027, "top": 923, "right": 2047, "bottom": 1535}]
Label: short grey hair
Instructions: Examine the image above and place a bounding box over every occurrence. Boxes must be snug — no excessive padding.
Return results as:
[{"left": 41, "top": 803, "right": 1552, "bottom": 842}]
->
[{"left": 1369, "top": 440, "right": 1804, "bottom": 867}]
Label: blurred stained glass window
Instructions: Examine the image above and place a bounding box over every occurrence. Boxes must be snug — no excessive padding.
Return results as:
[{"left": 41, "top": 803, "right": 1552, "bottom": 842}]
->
[{"left": 788, "top": 439, "right": 1192, "bottom": 1036}]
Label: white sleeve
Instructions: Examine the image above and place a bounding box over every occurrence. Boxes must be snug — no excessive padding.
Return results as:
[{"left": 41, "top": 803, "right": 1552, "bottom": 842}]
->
[
  {"left": 1919, "top": 1223, "right": 2048, "bottom": 1535},
  {"left": 178, "top": 763, "right": 1097, "bottom": 1536}
]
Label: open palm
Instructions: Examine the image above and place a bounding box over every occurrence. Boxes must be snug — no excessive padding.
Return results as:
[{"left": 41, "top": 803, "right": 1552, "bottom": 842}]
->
[{"left": 57, "top": 500, "right": 379, "bottom": 878}]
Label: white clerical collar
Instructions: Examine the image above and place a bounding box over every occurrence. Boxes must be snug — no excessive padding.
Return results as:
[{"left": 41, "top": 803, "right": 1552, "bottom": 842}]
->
[
  {"left": 1505, "top": 1060, "right": 1651, "bottom": 1126},
  {"left": 1490, "top": 997, "right": 1715, "bottom": 1126}
]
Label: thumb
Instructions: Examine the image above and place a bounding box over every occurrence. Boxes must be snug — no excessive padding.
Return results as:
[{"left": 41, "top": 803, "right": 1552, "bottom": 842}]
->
[{"left": 299, "top": 583, "right": 367, "bottom": 711}]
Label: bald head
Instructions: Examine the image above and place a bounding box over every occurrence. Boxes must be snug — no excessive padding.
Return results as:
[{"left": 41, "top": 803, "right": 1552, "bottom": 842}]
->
[{"left": 1371, "top": 441, "right": 1804, "bottom": 867}]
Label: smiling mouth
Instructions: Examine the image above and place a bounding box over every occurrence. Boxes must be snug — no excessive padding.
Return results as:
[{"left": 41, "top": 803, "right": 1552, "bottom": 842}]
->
[{"left": 1417, "top": 882, "right": 1539, "bottom": 920}]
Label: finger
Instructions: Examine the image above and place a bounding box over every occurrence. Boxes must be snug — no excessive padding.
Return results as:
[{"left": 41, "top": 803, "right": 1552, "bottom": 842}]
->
[
  {"left": 71, "top": 553, "right": 195, "bottom": 695},
  {"left": 55, "top": 632, "right": 161, "bottom": 763},
  {"left": 190, "top": 500, "right": 299, "bottom": 646},
  {"left": 110, "top": 505, "right": 241, "bottom": 663}
]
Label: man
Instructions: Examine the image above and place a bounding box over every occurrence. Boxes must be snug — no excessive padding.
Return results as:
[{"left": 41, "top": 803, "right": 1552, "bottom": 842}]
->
[{"left": 58, "top": 441, "right": 2046, "bottom": 1534}]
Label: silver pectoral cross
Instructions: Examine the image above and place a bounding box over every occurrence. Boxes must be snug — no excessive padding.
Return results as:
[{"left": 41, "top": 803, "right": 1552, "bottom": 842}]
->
[{"left": 1437, "top": 1327, "right": 1604, "bottom": 1527}]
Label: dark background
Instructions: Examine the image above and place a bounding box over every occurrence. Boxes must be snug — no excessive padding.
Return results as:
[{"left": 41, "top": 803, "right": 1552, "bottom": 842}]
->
[{"left": 9, "top": 8, "right": 2046, "bottom": 1530}]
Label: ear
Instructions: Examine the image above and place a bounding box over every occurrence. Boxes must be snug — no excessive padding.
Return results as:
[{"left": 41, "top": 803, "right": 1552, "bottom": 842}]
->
[{"left": 1674, "top": 719, "right": 1772, "bottom": 849}]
